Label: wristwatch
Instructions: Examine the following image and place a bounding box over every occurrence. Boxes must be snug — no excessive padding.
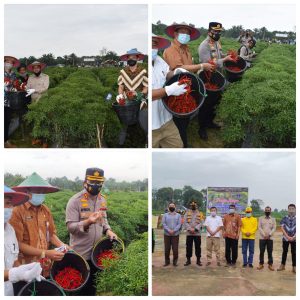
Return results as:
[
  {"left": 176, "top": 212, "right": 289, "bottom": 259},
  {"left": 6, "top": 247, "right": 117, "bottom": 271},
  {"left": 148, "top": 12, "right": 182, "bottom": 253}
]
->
[{"left": 40, "top": 250, "right": 46, "bottom": 259}]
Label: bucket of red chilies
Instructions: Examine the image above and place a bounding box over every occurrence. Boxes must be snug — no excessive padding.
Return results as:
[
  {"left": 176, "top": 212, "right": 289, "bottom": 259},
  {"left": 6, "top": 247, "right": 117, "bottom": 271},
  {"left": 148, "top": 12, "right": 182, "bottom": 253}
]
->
[
  {"left": 50, "top": 251, "right": 90, "bottom": 293},
  {"left": 163, "top": 72, "right": 206, "bottom": 119},
  {"left": 223, "top": 50, "right": 247, "bottom": 82},
  {"left": 91, "top": 237, "right": 125, "bottom": 271}
]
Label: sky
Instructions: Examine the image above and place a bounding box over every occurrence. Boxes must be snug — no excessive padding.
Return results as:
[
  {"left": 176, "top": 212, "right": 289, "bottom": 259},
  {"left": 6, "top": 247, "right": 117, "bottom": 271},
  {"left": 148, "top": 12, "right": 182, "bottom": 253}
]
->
[
  {"left": 153, "top": 4, "right": 296, "bottom": 32},
  {"left": 152, "top": 152, "right": 296, "bottom": 210},
  {"left": 4, "top": 4, "right": 148, "bottom": 58},
  {"left": 4, "top": 150, "right": 148, "bottom": 181}
]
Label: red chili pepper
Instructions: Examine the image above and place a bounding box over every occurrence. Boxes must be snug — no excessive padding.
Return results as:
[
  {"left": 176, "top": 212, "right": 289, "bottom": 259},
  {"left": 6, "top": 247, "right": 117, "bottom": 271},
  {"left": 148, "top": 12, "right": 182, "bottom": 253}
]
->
[
  {"left": 54, "top": 267, "right": 83, "bottom": 290},
  {"left": 226, "top": 66, "right": 242, "bottom": 72},
  {"left": 96, "top": 250, "right": 119, "bottom": 268},
  {"left": 227, "top": 50, "right": 239, "bottom": 62},
  {"left": 118, "top": 98, "right": 126, "bottom": 106}
]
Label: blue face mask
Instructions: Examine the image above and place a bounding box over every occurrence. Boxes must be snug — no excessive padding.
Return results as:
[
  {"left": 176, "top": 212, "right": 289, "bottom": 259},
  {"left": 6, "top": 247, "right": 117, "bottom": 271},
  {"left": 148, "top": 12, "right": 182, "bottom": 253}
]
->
[
  {"left": 246, "top": 213, "right": 252, "bottom": 218},
  {"left": 152, "top": 49, "right": 158, "bottom": 61},
  {"left": 4, "top": 208, "right": 13, "bottom": 223},
  {"left": 30, "top": 194, "right": 46, "bottom": 206},
  {"left": 229, "top": 209, "right": 235, "bottom": 214},
  {"left": 177, "top": 33, "right": 190, "bottom": 45}
]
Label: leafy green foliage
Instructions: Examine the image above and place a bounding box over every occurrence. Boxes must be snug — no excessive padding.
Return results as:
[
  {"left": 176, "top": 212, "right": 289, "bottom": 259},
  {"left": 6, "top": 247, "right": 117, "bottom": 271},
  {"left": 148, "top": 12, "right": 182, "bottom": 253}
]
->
[
  {"left": 218, "top": 44, "right": 296, "bottom": 147},
  {"left": 96, "top": 233, "right": 148, "bottom": 296}
]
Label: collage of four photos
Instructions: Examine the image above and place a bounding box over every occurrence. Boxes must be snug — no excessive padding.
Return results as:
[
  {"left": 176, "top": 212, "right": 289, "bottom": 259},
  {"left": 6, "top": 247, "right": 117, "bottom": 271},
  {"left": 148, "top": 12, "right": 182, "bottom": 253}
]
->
[{"left": 3, "top": 1, "right": 297, "bottom": 297}]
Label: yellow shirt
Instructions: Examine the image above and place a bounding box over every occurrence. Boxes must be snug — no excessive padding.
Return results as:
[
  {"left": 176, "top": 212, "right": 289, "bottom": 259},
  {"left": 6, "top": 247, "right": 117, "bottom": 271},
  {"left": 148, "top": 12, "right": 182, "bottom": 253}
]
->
[{"left": 241, "top": 216, "right": 258, "bottom": 239}]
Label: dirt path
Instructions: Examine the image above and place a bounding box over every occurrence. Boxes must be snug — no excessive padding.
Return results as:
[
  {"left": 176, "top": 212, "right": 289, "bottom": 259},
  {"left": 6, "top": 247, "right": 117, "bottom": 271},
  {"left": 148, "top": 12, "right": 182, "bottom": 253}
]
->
[{"left": 152, "top": 229, "right": 296, "bottom": 296}]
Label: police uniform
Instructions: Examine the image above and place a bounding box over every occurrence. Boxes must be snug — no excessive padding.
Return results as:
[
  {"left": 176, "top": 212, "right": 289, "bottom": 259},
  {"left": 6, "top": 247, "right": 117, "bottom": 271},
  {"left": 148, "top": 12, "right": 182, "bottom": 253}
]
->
[
  {"left": 66, "top": 168, "right": 111, "bottom": 296},
  {"left": 197, "top": 22, "right": 225, "bottom": 139},
  {"left": 183, "top": 207, "right": 204, "bottom": 265}
]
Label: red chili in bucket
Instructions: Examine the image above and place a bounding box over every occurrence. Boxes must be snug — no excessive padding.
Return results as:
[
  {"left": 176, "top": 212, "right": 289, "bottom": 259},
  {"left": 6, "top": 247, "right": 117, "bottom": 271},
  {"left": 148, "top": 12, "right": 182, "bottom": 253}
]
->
[
  {"left": 226, "top": 66, "right": 242, "bottom": 72},
  {"left": 227, "top": 50, "right": 239, "bottom": 62},
  {"left": 203, "top": 60, "right": 219, "bottom": 90},
  {"left": 54, "top": 267, "right": 83, "bottom": 290},
  {"left": 166, "top": 75, "right": 197, "bottom": 114},
  {"left": 96, "top": 250, "right": 119, "bottom": 268}
]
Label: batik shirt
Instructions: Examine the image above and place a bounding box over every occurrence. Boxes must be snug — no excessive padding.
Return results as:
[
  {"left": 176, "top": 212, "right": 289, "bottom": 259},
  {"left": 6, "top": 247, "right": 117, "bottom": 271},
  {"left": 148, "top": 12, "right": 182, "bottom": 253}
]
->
[{"left": 280, "top": 215, "right": 296, "bottom": 241}]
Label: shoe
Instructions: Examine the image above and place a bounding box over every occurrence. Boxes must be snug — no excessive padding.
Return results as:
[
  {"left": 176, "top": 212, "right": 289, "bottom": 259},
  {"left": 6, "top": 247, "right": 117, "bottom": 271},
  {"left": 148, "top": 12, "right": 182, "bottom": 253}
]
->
[
  {"left": 217, "top": 262, "right": 221, "bottom": 267},
  {"left": 292, "top": 267, "right": 296, "bottom": 274},
  {"left": 196, "top": 259, "right": 202, "bottom": 266},
  {"left": 206, "top": 262, "right": 211, "bottom": 266},
  {"left": 268, "top": 264, "right": 275, "bottom": 271},
  {"left": 257, "top": 264, "right": 264, "bottom": 270},
  {"left": 184, "top": 259, "right": 191, "bottom": 266},
  {"left": 207, "top": 122, "right": 221, "bottom": 129},
  {"left": 198, "top": 128, "right": 208, "bottom": 140},
  {"left": 249, "top": 264, "right": 253, "bottom": 268},
  {"left": 277, "top": 264, "right": 285, "bottom": 271},
  {"left": 163, "top": 262, "right": 170, "bottom": 267},
  {"left": 173, "top": 260, "right": 178, "bottom": 267},
  {"left": 243, "top": 264, "right": 247, "bottom": 268}
]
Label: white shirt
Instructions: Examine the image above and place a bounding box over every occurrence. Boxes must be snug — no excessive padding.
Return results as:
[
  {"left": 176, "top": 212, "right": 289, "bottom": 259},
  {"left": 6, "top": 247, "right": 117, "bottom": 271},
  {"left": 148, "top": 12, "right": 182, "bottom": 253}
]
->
[
  {"left": 204, "top": 215, "right": 223, "bottom": 238},
  {"left": 4, "top": 223, "right": 19, "bottom": 296},
  {"left": 152, "top": 56, "right": 172, "bottom": 130}
]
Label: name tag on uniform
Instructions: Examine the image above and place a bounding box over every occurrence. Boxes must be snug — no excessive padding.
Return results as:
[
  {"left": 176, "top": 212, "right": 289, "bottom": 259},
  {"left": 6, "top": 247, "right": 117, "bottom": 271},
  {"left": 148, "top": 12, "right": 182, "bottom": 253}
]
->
[{"left": 80, "top": 208, "right": 90, "bottom": 212}]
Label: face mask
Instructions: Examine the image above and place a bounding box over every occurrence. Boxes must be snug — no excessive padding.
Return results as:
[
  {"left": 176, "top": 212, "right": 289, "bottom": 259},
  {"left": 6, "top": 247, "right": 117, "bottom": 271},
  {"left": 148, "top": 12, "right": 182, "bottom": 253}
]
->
[
  {"left": 85, "top": 182, "right": 103, "bottom": 196},
  {"left": 4, "top": 62, "right": 13, "bottom": 69},
  {"left": 4, "top": 208, "right": 13, "bottom": 223},
  {"left": 177, "top": 33, "right": 190, "bottom": 45},
  {"left": 246, "top": 213, "right": 252, "bottom": 218},
  {"left": 211, "top": 211, "right": 216, "bottom": 217},
  {"left": 127, "top": 59, "right": 137, "bottom": 67},
  {"left": 265, "top": 212, "right": 271, "bottom": 217},
  {"left": 152, "top": 49, "right": 158, "bottom": 61},
  {"left": 34, "top": 71, "right": 41, "bottom": 77},
  {"left": 191, "top": 205, "right": 196, "bottom": 210},
  {"left": 210, "top": 32, "right": 221, "bottom": 41},
  {"left": 229, "top": 209, "right": 235, "bottom": 214},
  {"left": 30, "top": 194, "right": 46, "bottom": 206},
  {"left": 169, "top": 207, "right": 175, "bottom": 212},
  {"left": 20, "top": 73, "right": 27, "bottom": 78}
]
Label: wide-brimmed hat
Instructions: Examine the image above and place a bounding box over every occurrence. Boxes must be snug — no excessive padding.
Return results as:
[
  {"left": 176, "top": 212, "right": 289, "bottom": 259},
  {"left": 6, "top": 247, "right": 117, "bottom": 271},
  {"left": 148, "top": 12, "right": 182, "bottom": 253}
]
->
[
  {"left": 209, "top": 22, "right": 224, "bottom": 31},
  {"left": 120, "top": 48, "right": 145, "bottom": 61},
  {"left": 4, "top": 185, "right": 30, "bottom": 206},
  {"left": 12, "top": 172, "right": 60, "bottom": 194},
  {"left": 4, "top": 56, "right": 20, "bottom": 67},
  {"left": 165, "top": 22, "right": 201, "bottom": 41},
  {"left": 27, "top": 61, "right": 47, "bottom": 72},
  {"left": 152, "top": 34, "right": 171, "bottom": 50}
]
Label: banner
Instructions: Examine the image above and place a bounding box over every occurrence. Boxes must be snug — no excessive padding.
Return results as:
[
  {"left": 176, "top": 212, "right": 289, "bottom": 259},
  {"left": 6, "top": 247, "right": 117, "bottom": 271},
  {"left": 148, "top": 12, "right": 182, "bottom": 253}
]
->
[{"left": 206, "top": 187, "right": 248, "bottom": 215}]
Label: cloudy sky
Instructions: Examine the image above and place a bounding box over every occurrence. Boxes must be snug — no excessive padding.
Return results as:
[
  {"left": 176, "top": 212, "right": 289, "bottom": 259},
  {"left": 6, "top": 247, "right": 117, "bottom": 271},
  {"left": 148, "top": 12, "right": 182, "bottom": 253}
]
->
[
  {"left": 152, "top": 152, "right": 296, "bottom": 210},
  {"left": 153, "top": 4, "right": 296, "bottom": 32},
  {"left": 4, "top": 150, "right": 148, "bottom": 181},
  {"left": 4, "top": 4, "right": 147, "bottom": 58}
]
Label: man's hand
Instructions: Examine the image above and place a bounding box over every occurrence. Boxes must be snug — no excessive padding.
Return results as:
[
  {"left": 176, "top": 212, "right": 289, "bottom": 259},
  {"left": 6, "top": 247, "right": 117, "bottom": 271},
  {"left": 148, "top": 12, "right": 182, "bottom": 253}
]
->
[
  {"left": 223, "top": 55, "right": 235, "bottom": 62},
  {"left": 190, "top": 228, "right": 195, "bottom": 234},
  {"left": 165, "top": 82, "right": 187, "bottom": 96},
  {"left": 202, "top": 63, "right": 215, "bottom": 72},
  {"left": 45, "top": 249, "right": 65, "bottom": 261},
  {"left": 246, "top": 232, "right": 251, "bottom": 237},
  {"left": 106, "top": 229, "right": 117, "bottom": 241},
  {"left": 8, "top": 262, "right": 43, "bottom": 283},
  {"left": 87, "top": 212, "right": 102, "bottom": 225}
]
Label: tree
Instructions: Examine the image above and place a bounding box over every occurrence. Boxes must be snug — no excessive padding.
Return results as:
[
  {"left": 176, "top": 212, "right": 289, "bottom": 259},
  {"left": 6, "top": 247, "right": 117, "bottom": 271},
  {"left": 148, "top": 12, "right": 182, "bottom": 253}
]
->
[{"left": 39, "top": 53, "right": 56, "bottom": 66}]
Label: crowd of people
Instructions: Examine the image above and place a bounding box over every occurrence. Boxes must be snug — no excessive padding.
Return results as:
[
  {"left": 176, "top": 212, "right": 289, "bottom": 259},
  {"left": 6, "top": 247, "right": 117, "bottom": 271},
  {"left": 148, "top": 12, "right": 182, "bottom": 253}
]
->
[
  {"left": 161, "top": 201, "right": 296, "bottom": 273},
  {"left": 152, "top": 22, "right": 257, "bottom": 148},
  {"left": 4, "top": 167, "right": 117, "bottom": 296}
]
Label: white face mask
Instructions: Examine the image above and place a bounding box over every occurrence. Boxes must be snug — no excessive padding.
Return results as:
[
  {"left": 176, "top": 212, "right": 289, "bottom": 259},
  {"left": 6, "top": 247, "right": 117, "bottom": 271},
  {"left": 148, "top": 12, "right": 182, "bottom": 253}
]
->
[
  {"left": 29, "top": 194, "right": 46, "bottom": 206},
  {"left": 4, "top": 208, "right": 13, "bottom": 223},
  {"left": 4, "top": 62, "right": 13, "bottom": 70},
  {"left": 211, "top": 211, "right": 216, "bottom": 217}
]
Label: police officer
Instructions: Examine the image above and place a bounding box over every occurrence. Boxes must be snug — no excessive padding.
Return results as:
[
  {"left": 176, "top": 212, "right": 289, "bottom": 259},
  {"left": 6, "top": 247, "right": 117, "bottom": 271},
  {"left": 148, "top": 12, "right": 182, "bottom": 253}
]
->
[
  {"left": 197, "top": 22, "right": 234, "bottom": 140},
  {"left": 183, "top": 201, "right": 204, "bottom": 266},
  {"left": 66, "top": 167, "right": 117, "bottom": 295}
]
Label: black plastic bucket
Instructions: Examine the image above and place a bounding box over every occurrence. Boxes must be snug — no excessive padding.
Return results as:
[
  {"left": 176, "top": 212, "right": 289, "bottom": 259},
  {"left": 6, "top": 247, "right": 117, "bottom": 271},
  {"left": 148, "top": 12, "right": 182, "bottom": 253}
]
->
[
  {"left": 50, "top": 252, "right": 90, "bottom": 294},
  {"left": 163, "top": 72, "right": 206, "bottom": 119},
  {"left": 7, "top": 91, "right": 27, "bottom": 110},
  {"left": 91, "top": 237, "right": 125, "bottom": 271},
  {"left": 112, "top": 101, "right": 140, "bottom": 125},
  {"left": 223, "top": 57, "right": 247, "bottom": 82},
  {"left": 17, "top": 279, "right": 65, "bottom": 296},
  {"left": 198, "top": 70, "right": 226, "bottom": 95}
]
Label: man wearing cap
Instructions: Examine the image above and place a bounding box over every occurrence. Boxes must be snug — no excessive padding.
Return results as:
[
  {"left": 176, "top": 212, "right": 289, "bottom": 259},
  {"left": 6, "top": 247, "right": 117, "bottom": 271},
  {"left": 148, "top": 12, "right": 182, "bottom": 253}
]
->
[
  {"left": 66, "top": 167, "right": 117, "bottom": 295},
  {"left": 9, "top": 172, "right": 67, "bottom": 280},
  {"left": 152, "top": 34, "right": 184, "bottom": 148},
  {"left": 26, "top": 61, "right": 49, "bottom": 102},
  {"left": 197, "top": 22, "right": 235, "bottom": 140},
  {"left": 116, "top": 49, "right": 148, "bottom": 146},
  {"left": 4, "top": 56, "right": 20, "bottom": 148},
  {"left": 241, "top": 207, "right": 258, "bottom": 268},
  {"left": 4, "top": 185, "right": 43, "bottom": 296},
  {"left": 238, "top": 38, "right": 257, "bottom": 67},
  {"left": 183, "top": 201, "right": 204, "bottom": 266},
  {"left": 163, "top": 22, "right": 214, "bottom": 148}
]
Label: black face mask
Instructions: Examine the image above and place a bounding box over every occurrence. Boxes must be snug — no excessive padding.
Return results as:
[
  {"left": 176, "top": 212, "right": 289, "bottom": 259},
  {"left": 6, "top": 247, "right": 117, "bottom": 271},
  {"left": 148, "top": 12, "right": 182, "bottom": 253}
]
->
[
  {"left": 34, "top": 71, "right": 41, "bottom": 77},
  {"left": 127, "top": 59, "right": 137, "bottom": 67},
  {"left": 191, "top": 205, "right": 196, "bottom": 210},
  {"left": 85, "top": 182, "right": 103, "bottom": 196},
  {"left": 210, "top": 32, "right": 221, "bottom": 41},
  {"left": 169, "top": 207, "right": 175, "bottom": 212},
  {"left": 265, "top": 212, "right": 271, "bottom": 217}
]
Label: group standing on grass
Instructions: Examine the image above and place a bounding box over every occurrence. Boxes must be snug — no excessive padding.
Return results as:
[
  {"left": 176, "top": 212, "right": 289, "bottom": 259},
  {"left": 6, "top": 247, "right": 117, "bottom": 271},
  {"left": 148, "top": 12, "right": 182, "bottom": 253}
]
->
[
  {"left": 161, "top": 201, "right": 296, "bottom": 274},
  {"left": 152, "top": 21, "right": 257, "bottom": 148},
  {"left": 4, "top": 167, "right": 117, "bottom": 296}
]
